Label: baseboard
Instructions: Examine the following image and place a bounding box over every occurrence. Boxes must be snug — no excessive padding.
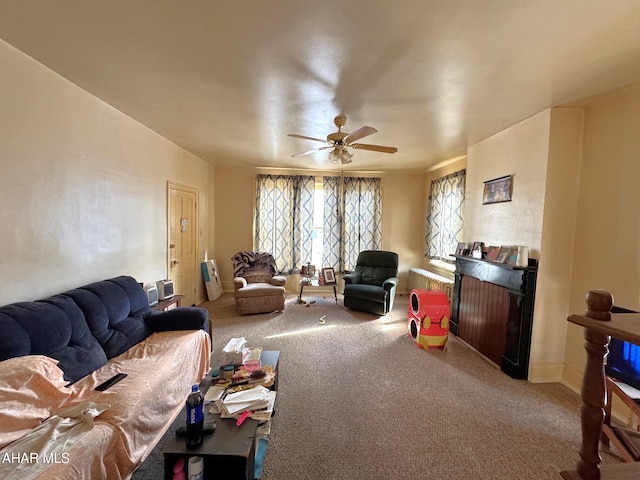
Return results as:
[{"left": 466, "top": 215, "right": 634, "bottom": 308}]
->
[
  {"left": 561, "top": 362, "right": 640, "bottom": 427},
  {"left": 528, "top": 362, "right": 563, "bottom": 383},
  {"left": 560, "top": 362, "right": 583, "bottom": 395}
]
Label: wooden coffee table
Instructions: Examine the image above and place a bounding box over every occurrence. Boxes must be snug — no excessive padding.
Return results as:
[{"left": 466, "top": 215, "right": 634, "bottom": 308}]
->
[{"left": 162, "top": 350, "right": 279, "bottom": 480}]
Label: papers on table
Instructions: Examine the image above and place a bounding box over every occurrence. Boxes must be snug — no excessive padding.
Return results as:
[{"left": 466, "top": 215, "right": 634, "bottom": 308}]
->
[
  {"left": 204, "top": 385, "right": 226, "bottom": 403},
  {"left": 222, "top": 385, "right": 271, "bottom": 414},
  {"left": 208, "top": 384, "right": 276, "bottom": 422}
]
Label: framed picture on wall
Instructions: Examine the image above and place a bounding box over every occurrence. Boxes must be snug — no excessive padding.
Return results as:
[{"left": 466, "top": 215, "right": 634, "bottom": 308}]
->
[
  {"left": 483, "top": 175, "right": 513, "bottom": 204},
  {"left": 322, "top": 267, "right": 336, "bottom": 285}
]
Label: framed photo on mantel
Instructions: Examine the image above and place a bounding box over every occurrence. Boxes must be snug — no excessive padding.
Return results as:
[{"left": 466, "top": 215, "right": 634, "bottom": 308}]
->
[
  {"left": 495, "top": 245, "right": 512, "bottom": 263},
  {"left": 471, "top": 241, "right": 484, "bottom": 258},
  {"left": 486, "top": 246, "right": 500, "bottom": 261},
  {"left": 322, "top": 267, "right": 336, "bottom": 285}
]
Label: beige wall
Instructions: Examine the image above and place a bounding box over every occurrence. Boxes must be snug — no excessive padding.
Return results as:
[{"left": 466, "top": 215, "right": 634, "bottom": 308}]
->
[
  {"left": 531, "top": 108, "right": 584, "bottom": 381},
  {"left": 0, "top": 40, "right": 212, "bottom": 305},
  {"left": 465, "top": 110, "right": 551, "bottom": 253},
  {"left": 562, "top": 82, "right": 640, "bottom": 391},
  {"left": 214, "top": 165, "right": 256, "bottom": 290},
  {"left": 213, "top": 166, "right": 425, "bottom": 293},
  {"left": 380, "top": 170, "right": 426, "bottom": 292}
]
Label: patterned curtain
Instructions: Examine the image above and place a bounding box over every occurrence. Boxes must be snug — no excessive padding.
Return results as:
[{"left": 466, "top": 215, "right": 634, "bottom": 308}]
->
[
  {"left": 322, "top": 176, "right": 342, "bottom": 271},
  {"left": 424, "top": 170, "right": 466, "bottom": 261},
  {"left": 254, "top": 174, "right": 315, "bottom": 273},
  {"left": 322, "top": 176, "right": 382, "bottom": 272}
]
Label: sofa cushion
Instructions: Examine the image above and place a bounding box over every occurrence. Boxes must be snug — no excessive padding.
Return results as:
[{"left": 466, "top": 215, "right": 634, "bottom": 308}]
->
[
  {"left": 64, "top": 276, "right": 153, "bottom": 359},
  {"left": 358, "top": 266, "right": 395, "bottom": 285},
  {"left": 344, "top": 284, "right": 388, "bottom": 303},
  {"left": 0, "top": 296, "right": 108, "bottom": 383},
  {"left": 145, "top": 306, "right": 209, "bottom": 334},
  {"left": 354, "top": 250, "right": 399, "bottom": 285},
  {"left": 235, "top": 282, "right": 286, "bottom": 298},
  {"left": 0, "top": 355, "right": 73, "bottom": 449}
]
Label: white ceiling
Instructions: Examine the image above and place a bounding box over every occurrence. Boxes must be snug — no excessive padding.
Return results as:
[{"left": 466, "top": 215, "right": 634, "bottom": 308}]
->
[{"left": 2, "top": 1, "right": 640, "bottom": 171}]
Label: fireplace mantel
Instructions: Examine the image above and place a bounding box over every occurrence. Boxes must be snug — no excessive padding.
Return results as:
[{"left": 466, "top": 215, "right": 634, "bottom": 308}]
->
[{"left": 450, "top": 255, "right": 538, "bottom": 379}]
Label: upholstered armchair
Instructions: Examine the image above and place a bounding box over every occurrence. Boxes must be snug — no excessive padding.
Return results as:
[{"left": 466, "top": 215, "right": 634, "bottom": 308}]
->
[
  {"left": 231, "top": 252, "right": 286, "bottom": 315},
  {"left": 343, "top": 250, "right": 399, "bottom": 315}
]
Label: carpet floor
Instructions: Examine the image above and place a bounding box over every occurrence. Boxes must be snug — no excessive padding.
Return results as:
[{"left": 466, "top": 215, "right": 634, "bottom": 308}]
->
[{"left": 132, "top": 291, "right": 622, "bottom": 479}]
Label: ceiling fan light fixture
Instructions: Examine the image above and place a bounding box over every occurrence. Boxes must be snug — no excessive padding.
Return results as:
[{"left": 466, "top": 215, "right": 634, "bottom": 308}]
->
[
  {"left": 288, "top": 115, "right": 397, "bottom": 163},
  {"left": 328, "top": 146, "right": 352, "bottom": 164}
]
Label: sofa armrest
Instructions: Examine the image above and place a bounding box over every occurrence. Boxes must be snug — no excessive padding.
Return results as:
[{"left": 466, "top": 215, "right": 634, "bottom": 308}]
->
[
  {"left": 382, "top": 277, "right": 399, "bottom": 292},
  {"left": 233, "top": 277, "right": 247, "bottom": 290},
  {"left": 145, "top": 307, "right": 209, "bottom": 334},
  {"left": 343, "top": 272, "right": 361, "bottom": 285},
  {"left": 270, "top": 275, "right": 286, "bottom": 287}
]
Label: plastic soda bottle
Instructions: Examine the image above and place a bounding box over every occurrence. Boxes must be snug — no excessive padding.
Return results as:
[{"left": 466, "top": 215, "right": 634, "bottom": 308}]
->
[{"left": 185, "top": 384, "right": 204, "bottom": 449}]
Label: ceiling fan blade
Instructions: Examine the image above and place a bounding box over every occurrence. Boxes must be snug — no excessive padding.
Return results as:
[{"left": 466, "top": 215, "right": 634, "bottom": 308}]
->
[
  {"left": 291, "top": 145, "right": 333, "bottom": 157},
  {"left": 287, "top": 133, "right": 328, "bottom": 143},
  {"left": 352, "top": 143, "right": 398, "bottom": 154},
  {"left": 344, "top": 126, "right": 377, "bottom": 144}
]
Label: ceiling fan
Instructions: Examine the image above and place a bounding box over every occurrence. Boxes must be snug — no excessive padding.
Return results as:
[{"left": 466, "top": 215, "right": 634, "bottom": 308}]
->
[{"left": 288, "top": 114, "right": 398, "bottom": 164}]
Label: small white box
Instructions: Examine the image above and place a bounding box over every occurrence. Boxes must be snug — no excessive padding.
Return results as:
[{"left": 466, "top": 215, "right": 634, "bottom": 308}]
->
[
  {"left": 144, "top": 285, "right": 159, "bottom": 306},
  {"left": 156, "top": 279, "right": 174, "bottom": 300},
  {"left": 222, "top": 337, "right": 246, "bottom": 365}
]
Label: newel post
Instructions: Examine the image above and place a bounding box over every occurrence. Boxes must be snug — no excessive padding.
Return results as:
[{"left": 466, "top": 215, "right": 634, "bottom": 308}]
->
[{"left": 576, "top": 289, "right": 612, "bottom": 480}]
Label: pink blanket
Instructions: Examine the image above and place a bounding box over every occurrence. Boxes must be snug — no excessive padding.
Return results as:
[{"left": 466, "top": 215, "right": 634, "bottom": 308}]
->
[{"left": 0, "top": 329, "right": 211, "bottom": 480}]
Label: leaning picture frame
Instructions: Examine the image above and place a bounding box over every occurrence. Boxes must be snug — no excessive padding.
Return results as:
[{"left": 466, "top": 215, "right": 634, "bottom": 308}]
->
[
  {"left": 483, "top": 175, "right": 513, "bottom": 204},
  {"left": 471, "top": 241, "right": 484, "bottom": 258},
  {"left": 486, "top": 246, "right": 500, "bottom": 261},
  {"left": 495, "top": 245, "right": 512, "bottom": 263},
  {"left": 322, "top": 267, "right": 336, "bottom": 285}
]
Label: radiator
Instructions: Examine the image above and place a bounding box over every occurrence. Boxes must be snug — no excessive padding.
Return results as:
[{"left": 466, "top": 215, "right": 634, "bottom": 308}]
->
[{"left": 408, "top": 268, "right": 454, "bottom": 302}]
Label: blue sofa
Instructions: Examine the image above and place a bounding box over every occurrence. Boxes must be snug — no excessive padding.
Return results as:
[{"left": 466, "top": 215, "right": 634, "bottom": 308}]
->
[
  {"left": 0, "top": 275, "right": 208, "bottom": 383},
  {"left": 0, "top": 276, "right": 212, "bottom": 479}
]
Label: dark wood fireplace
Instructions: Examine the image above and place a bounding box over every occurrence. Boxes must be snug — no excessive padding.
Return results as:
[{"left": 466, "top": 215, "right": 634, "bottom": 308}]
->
[{"left": 450, "top": 255, "right": 537, "bottom": 379}]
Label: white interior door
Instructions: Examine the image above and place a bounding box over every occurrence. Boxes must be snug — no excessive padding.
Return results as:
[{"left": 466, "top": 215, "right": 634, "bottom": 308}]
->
[{"left": 168, "top": 182, "right": 198, "bottom": 306}]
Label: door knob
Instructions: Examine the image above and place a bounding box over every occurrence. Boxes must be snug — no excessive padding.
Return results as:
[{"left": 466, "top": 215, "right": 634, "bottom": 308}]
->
[{"left": 171, "top": 260, "right": 179, "bottom": 266}]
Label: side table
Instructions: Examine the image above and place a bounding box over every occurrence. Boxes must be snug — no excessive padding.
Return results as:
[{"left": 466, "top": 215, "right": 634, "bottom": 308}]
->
[
  {"left": 298, "top": 278, "right": 338, "bottom": 304},
  {"left": 153, "top": 294, "right": 184, "bottom": 311}
]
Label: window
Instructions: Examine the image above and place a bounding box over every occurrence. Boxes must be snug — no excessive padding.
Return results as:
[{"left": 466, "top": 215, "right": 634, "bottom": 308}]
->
[
  {"left": 424, "top": 170, "right": 466, "bottom": 262},
  {"left": 310, "top": 182, "right": 324, "bottom": 268},
  {"left": 254, "top": 175, "right": 382, "bottom": 274},
  {"left": 323, "top": 176, "right": 382, "bottom": 272}
]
